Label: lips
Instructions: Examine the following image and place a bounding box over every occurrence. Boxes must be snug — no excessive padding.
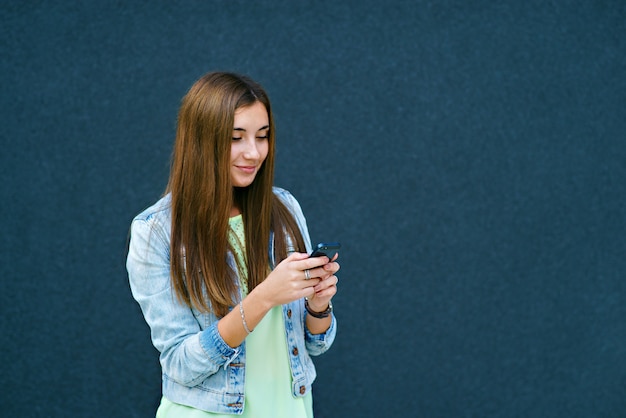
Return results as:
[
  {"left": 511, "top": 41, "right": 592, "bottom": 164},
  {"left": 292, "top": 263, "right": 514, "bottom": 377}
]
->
[{"left": 236, "top": 165, "right": 256, "bottom": 174}]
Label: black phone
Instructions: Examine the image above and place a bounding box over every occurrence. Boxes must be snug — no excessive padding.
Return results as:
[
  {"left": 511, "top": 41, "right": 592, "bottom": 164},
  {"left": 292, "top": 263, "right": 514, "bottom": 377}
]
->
[{"left": 309, "top": 242, "right": 341, "bottom": 260}]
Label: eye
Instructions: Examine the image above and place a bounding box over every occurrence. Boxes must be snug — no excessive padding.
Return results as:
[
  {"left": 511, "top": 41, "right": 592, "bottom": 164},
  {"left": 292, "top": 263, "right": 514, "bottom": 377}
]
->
[
  {"left": 256, "top": 135, "right": 268, "bottom": 139},
  {"left": 232, "top": 137, "right": 242, "bottom": 141}
]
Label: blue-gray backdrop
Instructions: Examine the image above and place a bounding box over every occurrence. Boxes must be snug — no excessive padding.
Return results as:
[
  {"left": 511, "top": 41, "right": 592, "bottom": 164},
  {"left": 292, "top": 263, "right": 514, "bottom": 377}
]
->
[{"left": 2, "top": 1, "right": 625, "bottom": 417}]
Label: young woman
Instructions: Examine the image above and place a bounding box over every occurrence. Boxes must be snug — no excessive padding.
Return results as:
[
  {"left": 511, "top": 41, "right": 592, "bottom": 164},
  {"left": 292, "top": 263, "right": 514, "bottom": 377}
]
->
[{"left": 126, "top": 72, "right": 339, "bottom": 417}]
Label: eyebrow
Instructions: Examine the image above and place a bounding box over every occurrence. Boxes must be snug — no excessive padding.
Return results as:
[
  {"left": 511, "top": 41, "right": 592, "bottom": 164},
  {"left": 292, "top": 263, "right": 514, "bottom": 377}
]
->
[{"left": 233, "top": 125, "right": 270, "bottom": 132}]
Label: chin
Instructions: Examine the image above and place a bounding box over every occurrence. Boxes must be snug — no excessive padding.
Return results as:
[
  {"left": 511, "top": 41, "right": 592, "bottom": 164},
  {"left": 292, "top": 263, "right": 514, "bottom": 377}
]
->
[{"left": 233, "top": 179, "right": 254, "bottom": 188}]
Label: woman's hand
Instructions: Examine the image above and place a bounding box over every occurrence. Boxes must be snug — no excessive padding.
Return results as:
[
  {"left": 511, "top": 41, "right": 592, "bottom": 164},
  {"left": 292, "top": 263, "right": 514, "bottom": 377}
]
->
[
  {"left": 219, "top": 252, "right": 340, "bottom": 347},
  {"left": 305, "top": 254, "right": 340, "bottom": 313},
  {"left": 253, "top": 252, "right": 332, "bottom": 309},
  {"left": 304, "top": 253, "right": 339, "bottom": 335}
]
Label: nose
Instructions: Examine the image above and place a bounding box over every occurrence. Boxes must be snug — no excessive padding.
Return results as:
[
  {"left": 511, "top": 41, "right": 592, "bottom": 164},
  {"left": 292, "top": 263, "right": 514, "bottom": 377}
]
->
[{"left": 243, "top": 139, "right": 261, "bottom": 159}]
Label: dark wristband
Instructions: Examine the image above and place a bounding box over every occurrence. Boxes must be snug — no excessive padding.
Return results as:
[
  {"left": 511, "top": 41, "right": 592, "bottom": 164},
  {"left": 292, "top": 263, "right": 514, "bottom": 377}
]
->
[{"left": 304, "top": 298, "right": 333, "bottom": 318}]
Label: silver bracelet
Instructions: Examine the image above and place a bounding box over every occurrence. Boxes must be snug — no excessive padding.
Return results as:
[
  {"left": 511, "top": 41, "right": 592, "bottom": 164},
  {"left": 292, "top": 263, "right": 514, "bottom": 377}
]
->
[{"left": 239, "top": 301, "right": 252, "bottom": 334}]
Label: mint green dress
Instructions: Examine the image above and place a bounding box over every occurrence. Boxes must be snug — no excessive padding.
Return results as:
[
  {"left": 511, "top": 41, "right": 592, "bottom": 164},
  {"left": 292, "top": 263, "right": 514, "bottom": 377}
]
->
[{"left": 156, "top": 215, "right": 313, "bottom": 417}]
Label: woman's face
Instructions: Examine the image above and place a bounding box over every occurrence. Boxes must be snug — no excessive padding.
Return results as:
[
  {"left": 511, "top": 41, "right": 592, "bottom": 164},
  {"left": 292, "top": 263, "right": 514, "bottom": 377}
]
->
[{"left": 230, "top": 101, "right": 270, "bottom": 188}]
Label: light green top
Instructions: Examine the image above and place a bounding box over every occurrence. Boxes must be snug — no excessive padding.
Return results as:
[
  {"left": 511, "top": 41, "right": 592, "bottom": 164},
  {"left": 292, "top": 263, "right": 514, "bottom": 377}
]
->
[{"left": 156, "top": 215, "right": 313, "bottom": 417}]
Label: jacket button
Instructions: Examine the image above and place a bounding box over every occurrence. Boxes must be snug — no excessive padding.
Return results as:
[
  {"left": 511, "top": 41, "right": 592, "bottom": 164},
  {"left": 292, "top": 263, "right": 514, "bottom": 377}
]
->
[
  {"left": 287, "top": 309, "right": 292, "bottom": 318},
  {"left": 292, "top": 347, "right": 299, "bottom": 356},
  {"left": 299, "top": 385, "right": 306, "bottom": 395}
]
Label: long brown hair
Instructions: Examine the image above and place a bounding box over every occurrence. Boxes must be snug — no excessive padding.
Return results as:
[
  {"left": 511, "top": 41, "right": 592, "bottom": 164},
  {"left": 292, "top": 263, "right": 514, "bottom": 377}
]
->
[{"left": 166, "top": 72, "right": 306, "bottom": 317}]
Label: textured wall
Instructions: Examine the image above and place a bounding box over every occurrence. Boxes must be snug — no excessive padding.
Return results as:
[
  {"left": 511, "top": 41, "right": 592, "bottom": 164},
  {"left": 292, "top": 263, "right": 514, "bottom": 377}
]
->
[{"left": 2, "top": 1, "right": 625, "bottom": 416}]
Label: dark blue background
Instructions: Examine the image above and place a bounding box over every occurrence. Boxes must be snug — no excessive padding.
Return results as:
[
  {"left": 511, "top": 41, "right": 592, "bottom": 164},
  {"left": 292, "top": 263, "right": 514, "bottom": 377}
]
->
[{"left": 2, "top": 1, "right": 625, "bottom": 417}]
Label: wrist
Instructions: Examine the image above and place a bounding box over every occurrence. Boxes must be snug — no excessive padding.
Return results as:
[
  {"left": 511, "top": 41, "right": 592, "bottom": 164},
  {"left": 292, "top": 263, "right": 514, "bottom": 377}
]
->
[
  {"left": 248, "top": 285, "right": 274, "bottom": 313},
  {"left": 305, "top": 298, "right": 333, "bottom": 318}
]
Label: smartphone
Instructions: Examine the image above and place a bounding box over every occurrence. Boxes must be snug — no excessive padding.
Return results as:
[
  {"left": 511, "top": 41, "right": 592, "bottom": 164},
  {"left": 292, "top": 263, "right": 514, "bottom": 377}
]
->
[{"left": 309, "top": 242, "right": 341, "bottom": 260}]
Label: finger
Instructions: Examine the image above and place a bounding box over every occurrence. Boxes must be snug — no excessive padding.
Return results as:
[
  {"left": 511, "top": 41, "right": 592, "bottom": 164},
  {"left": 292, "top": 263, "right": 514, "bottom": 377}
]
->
[
  {"left": 304, "top": 266, "right": 325, "bottom": 280},
  {"left": 308, "top": 264, "right": 337, "bottom": 281},
  {"left": 311, "top": 286, "right": 337, "bottom": 302},
  {"left": 322, "top": 261, "right": 340, "bottom": 273},
  {"left": 299, "top": 276, "right": 321, "bottom": 289},
  {"left": 288, "top": 252, "right": 312, "bottom": 262},
  {"left": 314, "top": 275, "right": 338, "bottom": 292},
  {"left": 300, "top": 256, "right": 330, "bottom": 271},
  {"left": 305, "top": 286, "right": 317, "bottom": 299},
  {"left": 300, "top": 265, "right": 325, "bottom": 282}
]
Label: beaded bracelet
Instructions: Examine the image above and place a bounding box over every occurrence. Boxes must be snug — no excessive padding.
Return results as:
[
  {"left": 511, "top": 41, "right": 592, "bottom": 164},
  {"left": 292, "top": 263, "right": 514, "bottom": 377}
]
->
[{"left": 239, "top": 301, "right": 253, "bottom": 334}]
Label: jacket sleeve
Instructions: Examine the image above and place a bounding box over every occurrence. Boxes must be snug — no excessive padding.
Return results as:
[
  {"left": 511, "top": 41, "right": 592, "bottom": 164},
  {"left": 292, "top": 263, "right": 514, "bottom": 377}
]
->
[{"left": 126, "top": 217, "right": 241, "bottom": 387}]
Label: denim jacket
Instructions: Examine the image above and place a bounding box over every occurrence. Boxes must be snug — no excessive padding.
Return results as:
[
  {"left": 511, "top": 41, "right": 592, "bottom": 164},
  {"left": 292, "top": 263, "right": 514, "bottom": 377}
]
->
[{"left": 126, "top": 187, "right": 336, "bottom": 414}]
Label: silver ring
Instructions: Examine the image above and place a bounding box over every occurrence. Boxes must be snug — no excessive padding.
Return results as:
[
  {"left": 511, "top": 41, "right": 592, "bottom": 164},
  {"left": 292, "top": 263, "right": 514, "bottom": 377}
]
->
[{"left": 304, "top": 269, "right": 311, "bottom": 280}]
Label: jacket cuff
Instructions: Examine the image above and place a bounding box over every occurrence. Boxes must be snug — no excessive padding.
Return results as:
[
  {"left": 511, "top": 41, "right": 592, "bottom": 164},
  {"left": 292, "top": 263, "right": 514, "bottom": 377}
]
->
[
  {"left": 304, "top": 313, "right": 337, "bottom": 354},
  {"left": 198, "top": 321, "right": 241, "bottom": 366}
]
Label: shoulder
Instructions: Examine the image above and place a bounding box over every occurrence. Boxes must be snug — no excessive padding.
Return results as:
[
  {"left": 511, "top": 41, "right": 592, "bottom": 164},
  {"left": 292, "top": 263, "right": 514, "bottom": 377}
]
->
[
  {"left": 132, "top": 194, "right": 172, "bottom": 224},
  {"left": 273, "top": 186, "right": 295, "bottom": 202},
  {"left": 129, "top": 194, "right": 172, "bottom": 242},
  {"left": 127, "top": 195, "right": 172, "bottom": 271},
  {"left": 273, "top": 186, "right": 308, "bottom": 224},
  {"left": 273, "top": 186, "right": 302, "bottom": 212},
  {"left": 272, "top": 186, "right": 312, "bottom": 251}
]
